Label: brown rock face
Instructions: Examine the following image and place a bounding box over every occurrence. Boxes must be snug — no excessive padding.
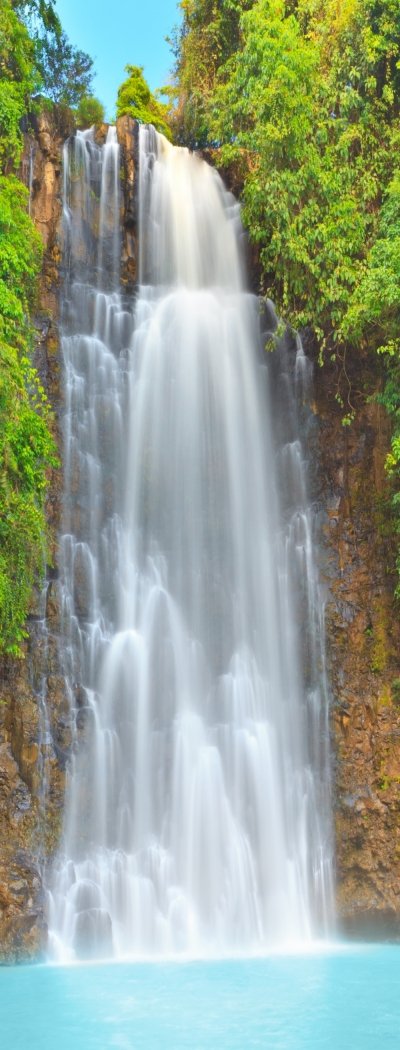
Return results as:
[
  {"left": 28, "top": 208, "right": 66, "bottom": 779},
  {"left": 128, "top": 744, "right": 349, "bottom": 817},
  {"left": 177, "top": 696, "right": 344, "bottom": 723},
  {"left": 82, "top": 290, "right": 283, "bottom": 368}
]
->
[
  {"left": 0, "top": 674, "right": 50, "bottom": 955},
  {"left": 117, "top": 115, "right": 138, "bottom": 291},
  {"left": 314, "top": 349, "right": 400, "bottom": 937}
]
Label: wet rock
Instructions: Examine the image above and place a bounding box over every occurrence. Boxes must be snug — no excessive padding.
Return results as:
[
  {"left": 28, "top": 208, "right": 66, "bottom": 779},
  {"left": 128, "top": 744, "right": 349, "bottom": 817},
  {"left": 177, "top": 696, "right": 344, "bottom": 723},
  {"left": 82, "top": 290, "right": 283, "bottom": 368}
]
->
[
  {"left": 315, "top": 349, "right": 400, "bottom": 933},
  {"left": 117, "top": 115, "right": 138, "bottom": 291},
  {"left": 45, "top": 580, "right": 62, "bottom": 629}
]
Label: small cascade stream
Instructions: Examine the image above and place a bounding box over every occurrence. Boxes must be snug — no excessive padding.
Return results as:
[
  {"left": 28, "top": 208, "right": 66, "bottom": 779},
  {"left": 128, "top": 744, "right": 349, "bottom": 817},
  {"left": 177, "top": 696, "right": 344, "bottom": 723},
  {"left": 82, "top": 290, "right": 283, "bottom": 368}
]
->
[{"left": 48, "top": 125, "right": 333, "bottom": 960}]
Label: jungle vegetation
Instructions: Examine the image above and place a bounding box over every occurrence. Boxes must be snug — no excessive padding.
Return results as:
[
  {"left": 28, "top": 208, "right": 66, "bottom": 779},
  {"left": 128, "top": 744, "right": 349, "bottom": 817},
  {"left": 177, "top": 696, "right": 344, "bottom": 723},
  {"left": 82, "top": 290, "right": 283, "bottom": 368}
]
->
[
  {"left": 2, "top": 0, "right": 400, "bottom": 652},
  {"left": 171, "top": 0, "right": 400, "bottom": 586},
  {"left": 0, "top": 0, "right": 103, "bottom": 653}
]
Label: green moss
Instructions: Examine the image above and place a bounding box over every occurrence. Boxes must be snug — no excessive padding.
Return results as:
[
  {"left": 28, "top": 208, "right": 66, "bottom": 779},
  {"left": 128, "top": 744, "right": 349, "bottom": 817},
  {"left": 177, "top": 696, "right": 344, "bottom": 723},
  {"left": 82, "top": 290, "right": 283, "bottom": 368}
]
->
[
  {"left": 391, "top": 679, "right": 400, "bottom": 706},
  {"left": 379, "top": 773, "right": 400, "bottom": 792},
  {"left": 378, "top": 685, "right": 392, "bottom": 708},
  {"left": 371, "top": 635, "right": 388, "bottom": 674},
  {"left": 368, "top": 599, "right": 390, "bottom": 675}
]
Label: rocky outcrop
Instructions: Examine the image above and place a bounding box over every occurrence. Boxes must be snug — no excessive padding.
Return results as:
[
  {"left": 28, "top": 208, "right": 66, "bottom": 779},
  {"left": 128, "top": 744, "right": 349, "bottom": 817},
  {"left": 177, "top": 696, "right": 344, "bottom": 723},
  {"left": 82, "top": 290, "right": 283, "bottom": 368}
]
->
[
  {"left": 0, "top": 657, "right": 45, "bottom": 960},
  {"left": 117, "top": 115, "right": 138, "bottom": 292},
  {"left": 314, "top": 349, "right": 400, "bottom": 937}
]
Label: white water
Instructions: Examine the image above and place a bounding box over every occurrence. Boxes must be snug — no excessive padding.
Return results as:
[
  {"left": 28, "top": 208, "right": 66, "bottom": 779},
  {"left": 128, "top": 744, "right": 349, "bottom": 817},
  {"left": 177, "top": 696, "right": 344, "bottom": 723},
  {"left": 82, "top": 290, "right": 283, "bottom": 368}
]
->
[{"left": 48, "top": 125, "right": 333, "bottom": 960}]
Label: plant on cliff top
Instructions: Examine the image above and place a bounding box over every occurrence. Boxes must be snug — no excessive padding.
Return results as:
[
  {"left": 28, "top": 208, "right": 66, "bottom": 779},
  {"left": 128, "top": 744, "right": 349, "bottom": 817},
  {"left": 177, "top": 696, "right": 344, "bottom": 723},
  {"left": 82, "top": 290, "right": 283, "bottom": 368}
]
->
[
  {"left": 76, "top": 95, "right": 105, "bottom": 129},
  {"left": 116, "top": 65, "right": 172, "bottom": 139}
]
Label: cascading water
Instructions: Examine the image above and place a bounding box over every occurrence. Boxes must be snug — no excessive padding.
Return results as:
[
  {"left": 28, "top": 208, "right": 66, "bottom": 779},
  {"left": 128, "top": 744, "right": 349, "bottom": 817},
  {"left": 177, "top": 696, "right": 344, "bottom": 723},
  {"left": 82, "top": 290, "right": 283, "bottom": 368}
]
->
[{"left": 48, "top": 124, "right": 333, "bottom": 960}]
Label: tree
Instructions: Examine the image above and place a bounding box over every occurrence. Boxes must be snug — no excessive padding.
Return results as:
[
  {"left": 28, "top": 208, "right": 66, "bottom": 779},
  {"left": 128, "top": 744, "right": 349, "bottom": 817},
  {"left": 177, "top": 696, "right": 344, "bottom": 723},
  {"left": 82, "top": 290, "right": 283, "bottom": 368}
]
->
[
  {"left": 171, "top": 0, "right": 254, "bottom": 146},
  {"left": 76, "top": 95, "right": 105, "bottom": 128},
  {"left": 116, "top": 65, "right": 172, "bottom": 139},
  {"left": 35, "top": 29, "right": 94, "bottom": 107},
  {"left": 12, "top": 0, "right": 61, "bottom": 36},
  {"left": 0, "top": 0, "right": 38, "bottom": 166},
  {"left": 206, "top": 0, "right": 398, "bottom": 346}
]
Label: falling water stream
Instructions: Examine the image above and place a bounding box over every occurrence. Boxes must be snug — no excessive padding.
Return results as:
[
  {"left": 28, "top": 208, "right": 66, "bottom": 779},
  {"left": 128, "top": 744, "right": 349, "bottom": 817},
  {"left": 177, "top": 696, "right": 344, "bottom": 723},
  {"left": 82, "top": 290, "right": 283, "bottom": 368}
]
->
[{"left": 48, "top": 125, "right": 333, "bottom": 960}]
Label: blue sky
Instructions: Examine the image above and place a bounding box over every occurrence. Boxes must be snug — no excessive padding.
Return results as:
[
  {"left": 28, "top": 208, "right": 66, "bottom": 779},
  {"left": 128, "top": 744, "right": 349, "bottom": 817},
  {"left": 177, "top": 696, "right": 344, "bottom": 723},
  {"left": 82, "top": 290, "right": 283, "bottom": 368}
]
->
[{"left": 55, "top": 0, "right": 181, "bottom": 119}]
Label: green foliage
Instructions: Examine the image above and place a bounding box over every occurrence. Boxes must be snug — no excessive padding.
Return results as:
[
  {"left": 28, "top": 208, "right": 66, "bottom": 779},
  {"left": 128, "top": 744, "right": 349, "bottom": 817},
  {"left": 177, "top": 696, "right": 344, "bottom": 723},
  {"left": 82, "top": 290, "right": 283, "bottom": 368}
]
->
[
  {"left": 172, "top": 0, "right": 400, "bottom": 591},
  {"left": 0, "top": 5, "right": 59, "bottom": 653},
  {"left": 208, "top": 0, "right": 398, "bottom": 344},
  {"left": 0, "top": 175, "right": 58, "bottom": 653},
  {"left": 116, "top": 65, "right": 172, "bottom": 139},
  {"left": 12, "top": 0, "right": 61, "bottom": 36},
  {"left": 341, "top": 169, "right": 400, "bottom": 583},
  {"left": 76, "top": 95, "right": 105, "bottom": 129},
  {"left": 0, "top": 0, "right": 38, "bottom": 166},
  {"left": 0, "top": 3, "right": 112, "bottom": 656},
  {"left": 170, "top": 0, "right": 253, "bottom": 146},
  {"left": 392, "top": 678, "right": 400, "bottom": 706},
  {"left": 342, "top": 177, "right": 400, "bottom": 352},
  {"left": 0, "top": 1, "right": 109, "bottom": 653},
  {"left": 13, "top": 0, "right": 98, "bottom": 121},
  {"left": 173, "top": 0, "right": 400, "bottom": 339},
  {"left": 35, "top": 28, "right": 94, "bottom": 107}
]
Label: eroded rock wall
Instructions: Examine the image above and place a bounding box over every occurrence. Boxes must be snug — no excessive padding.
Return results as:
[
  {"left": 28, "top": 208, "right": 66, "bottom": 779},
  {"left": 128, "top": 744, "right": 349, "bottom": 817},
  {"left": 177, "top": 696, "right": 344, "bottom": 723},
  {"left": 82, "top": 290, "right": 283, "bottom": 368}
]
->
[
  {"left": 314, "top": 351, "right": 400, "bottom": 936},
  {"left": 117, "top": 115, "right": 139, "bottom": 291}
]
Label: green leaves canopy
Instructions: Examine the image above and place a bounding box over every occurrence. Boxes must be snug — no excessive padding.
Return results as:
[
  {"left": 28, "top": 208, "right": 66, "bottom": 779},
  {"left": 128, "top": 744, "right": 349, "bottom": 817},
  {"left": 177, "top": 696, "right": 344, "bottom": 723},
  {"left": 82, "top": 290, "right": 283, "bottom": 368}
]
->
[
  {"left": 0, "top": 1, "right": 38, "bottom": 166},
  {"left": 209, "top": 0, "right": 399, "bottom": 345},
  {"left": 116, "top": 65, "right": 172, "bottom": 138},
  {"left": 0, "top": 1, "right": 58, "bottom": 652},
  {"left": 172, "top": 0, "right": 400, "bottom": 585},
  {"left": 35, "top": 29, "right": 95, "bottom": 107},
  {"left": 0, "top": 176, "right": 57, "bottom": 653}
]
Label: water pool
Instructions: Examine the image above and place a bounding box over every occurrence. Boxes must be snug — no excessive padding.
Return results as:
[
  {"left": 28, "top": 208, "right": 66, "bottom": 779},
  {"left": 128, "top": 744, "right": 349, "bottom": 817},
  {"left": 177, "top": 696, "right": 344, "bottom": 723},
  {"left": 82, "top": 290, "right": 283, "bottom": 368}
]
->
[{"left": 1, "top": 946, "right": 399, "bottom": 1049}]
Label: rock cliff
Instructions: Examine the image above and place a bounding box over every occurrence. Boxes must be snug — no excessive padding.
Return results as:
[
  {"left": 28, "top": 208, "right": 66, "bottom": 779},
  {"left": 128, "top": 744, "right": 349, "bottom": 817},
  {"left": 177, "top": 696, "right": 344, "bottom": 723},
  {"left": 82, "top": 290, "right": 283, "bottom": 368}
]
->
[{"left": 314, "top": 349, "right": 400, "bottom": 937}]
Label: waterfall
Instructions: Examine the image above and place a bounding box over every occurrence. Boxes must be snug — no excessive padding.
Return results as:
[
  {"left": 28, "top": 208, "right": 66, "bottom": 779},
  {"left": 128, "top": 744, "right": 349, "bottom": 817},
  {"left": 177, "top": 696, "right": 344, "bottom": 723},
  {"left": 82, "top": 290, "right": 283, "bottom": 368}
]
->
[{"left": 48, "top": 124, "right": 333, "bottom": 960}]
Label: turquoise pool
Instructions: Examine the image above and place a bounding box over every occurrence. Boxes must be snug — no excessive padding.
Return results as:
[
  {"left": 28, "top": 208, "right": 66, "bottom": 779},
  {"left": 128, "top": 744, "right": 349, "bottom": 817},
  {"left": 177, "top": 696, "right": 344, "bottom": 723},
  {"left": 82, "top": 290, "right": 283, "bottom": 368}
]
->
[{"left": 1, "top": 946, "right": 399, "bottom": 1049}]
